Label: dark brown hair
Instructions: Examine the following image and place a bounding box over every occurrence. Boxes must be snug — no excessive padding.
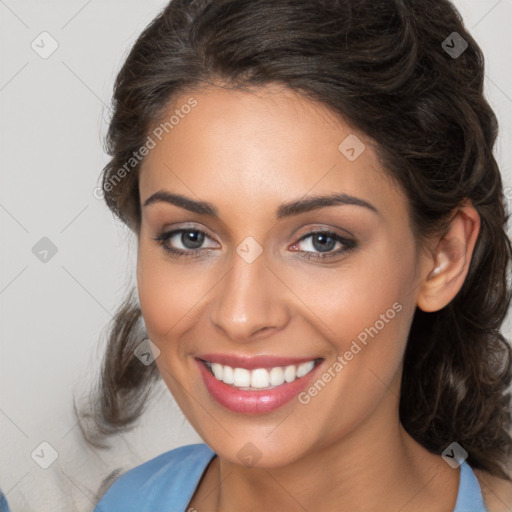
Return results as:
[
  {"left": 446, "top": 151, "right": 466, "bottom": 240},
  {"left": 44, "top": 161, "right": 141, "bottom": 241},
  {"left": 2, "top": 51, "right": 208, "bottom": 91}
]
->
[{"left": 78, "top": 0, "right": 512, "bottom": 479}]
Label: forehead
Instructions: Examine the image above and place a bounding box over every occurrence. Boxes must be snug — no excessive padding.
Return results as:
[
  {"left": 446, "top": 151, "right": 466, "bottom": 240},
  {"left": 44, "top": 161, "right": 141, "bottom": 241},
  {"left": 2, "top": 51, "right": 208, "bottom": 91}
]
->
[{"left": 139, "top": 84, "right": 404, "bottom": 222}]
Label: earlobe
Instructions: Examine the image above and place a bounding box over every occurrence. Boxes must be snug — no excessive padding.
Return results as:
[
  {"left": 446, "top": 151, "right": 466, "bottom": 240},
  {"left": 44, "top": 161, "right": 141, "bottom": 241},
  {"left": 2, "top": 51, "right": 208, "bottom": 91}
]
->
[{"left": 416, "top": 203, "right": 480, "bottom": 313}]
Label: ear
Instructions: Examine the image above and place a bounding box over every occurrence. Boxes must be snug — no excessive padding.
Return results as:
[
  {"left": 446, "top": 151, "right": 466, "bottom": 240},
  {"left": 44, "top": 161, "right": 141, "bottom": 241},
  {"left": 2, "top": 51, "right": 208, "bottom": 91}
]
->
[{"left": 416, "top": 202, "right": 480, "bottom": 313}]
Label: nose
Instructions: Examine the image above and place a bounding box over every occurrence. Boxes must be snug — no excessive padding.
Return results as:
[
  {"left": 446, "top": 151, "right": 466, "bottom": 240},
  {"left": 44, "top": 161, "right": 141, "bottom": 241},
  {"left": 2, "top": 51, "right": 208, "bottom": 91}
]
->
[{"left": 208, "top": 249, "right": 290, "bottom": 343}]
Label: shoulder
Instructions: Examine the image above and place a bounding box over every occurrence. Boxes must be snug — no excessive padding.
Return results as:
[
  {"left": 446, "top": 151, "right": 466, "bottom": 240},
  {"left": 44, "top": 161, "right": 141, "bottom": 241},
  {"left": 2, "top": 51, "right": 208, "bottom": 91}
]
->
[
  {"left": 474, "top": 468, "right": 512, "bottom": 512},
  {"left": 0, "top": 491, "right": 10, "bottom": 512},
  {"left": 94, "top": 443, "right": 216, "bottom": 512}
]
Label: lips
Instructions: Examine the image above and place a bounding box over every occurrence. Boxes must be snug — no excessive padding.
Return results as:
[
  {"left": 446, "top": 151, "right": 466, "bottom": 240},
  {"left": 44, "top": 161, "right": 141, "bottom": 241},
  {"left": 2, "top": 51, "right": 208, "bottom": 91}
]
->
[{"left": 195, "top": 354, "right": 324, "bottom": 415}]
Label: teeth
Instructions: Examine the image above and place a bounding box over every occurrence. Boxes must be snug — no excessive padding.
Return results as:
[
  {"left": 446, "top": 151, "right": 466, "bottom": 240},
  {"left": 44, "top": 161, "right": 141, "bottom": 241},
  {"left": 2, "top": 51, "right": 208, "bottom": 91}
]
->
[
  {"left": 251, "top": 368, "right": 270, "bottom": 388},
  {"left": 284, "top": 365, "right": 296, "bottom": 383},
  {"left": 269, "top": 367, "right": 284, "bottom": 386},
  {"left": 223, "top": 365, "right": 234, "bottom": 384},
  {"left": 206, "top": 360, "right": 317, "bottom": 390},
  {"left": 211, "top": 363, "right": 223, "bottom": 380},
  {"left": 233, "top": 368, "right": 251, "bottom": 387},
  {"left": 297, "top": 361, "right": 315, "bottom": 377}
]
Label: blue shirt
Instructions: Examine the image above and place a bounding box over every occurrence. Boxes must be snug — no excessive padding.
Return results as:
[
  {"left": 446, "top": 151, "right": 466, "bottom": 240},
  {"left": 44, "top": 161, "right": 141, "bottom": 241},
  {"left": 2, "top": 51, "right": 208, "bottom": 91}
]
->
[
  {"left": 94, "top": 443, "right": 488, "bottom": 512},
  {"left": 0, "top": 491, "right": 10, "bottom": 512}
]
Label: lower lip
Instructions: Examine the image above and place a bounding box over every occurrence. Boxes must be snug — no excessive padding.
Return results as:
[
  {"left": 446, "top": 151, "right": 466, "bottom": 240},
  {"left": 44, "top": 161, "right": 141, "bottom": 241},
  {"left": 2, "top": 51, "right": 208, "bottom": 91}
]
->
[{"left": 196, "top": 358, "right": 323, "bottom": 415}]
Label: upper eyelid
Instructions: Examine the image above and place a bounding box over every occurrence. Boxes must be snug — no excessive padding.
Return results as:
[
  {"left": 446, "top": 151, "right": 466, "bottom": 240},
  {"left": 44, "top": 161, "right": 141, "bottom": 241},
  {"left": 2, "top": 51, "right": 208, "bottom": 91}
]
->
[
  {"left": 295, "top": 227, "right": 352, "bottom": 240},
  {"left": 159, "top": 224, "right": 217, "bottom": 239}
]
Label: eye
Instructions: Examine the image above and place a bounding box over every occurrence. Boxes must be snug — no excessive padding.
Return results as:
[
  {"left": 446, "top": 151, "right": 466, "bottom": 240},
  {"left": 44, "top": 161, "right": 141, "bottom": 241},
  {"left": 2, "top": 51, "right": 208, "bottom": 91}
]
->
[
  {"left": 153, "top": 228, "right": 218, "bottom": 258},
  {"left": 153, "top": 227, "right": 357, "bottom": 262},
  {"left": 289, "top": 230, "right": 357, "bottom": 261}
]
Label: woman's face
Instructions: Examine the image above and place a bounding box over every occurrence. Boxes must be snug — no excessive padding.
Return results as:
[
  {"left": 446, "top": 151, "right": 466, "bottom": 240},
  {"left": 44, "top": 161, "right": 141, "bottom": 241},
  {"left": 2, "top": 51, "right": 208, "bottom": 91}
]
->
[{"left": 136, "top": 83, "right": 427, "bottom": 467}]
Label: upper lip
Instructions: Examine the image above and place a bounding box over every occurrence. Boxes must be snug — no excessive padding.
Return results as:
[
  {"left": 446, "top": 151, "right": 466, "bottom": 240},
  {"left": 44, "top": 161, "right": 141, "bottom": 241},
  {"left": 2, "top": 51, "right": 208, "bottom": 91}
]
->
[{"left": 196, "top": 353, "right": 322, "bottom": 370}]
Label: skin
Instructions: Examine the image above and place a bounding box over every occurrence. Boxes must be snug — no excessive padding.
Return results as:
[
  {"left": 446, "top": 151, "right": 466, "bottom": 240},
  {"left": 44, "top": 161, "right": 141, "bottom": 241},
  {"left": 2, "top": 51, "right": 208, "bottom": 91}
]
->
[{"left": 135, "top": 82, "right": 498, "bottom": 511}]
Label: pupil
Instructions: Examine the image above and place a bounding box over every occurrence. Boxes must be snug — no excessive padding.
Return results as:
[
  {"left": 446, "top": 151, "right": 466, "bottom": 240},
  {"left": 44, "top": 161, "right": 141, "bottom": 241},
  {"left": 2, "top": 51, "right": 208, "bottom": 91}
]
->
[
  {"left": 313, "top": 233, "right": 335, "bottom": 252},
  {"left": 182, "top": 230, "right": 204, "bottom": 249}
]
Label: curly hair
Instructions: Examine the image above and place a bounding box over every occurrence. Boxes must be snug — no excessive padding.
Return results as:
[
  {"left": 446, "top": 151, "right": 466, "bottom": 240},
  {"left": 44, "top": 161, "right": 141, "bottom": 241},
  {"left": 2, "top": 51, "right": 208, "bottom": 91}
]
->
[{"left": 78, "top": 0, "right": 512, "bottom": 479}]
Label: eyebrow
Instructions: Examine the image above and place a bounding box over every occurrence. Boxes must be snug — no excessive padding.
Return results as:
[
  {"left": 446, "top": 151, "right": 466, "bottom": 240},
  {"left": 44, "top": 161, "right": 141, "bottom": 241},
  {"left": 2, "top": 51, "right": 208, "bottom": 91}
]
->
[{"left": 143, "top": 190, "right": 378, "bottom": 218}]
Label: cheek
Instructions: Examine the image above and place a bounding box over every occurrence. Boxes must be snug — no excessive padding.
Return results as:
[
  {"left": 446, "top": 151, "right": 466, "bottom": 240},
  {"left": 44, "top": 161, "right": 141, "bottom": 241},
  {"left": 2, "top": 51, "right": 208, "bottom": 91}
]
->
[
  {"left": 136, "top": 239, "right": 207, "bottom": 343},
  {"left": 326, "top": 240, "right": 416, "bottom": 381},
  {"left": 281, "top": 237, "right": 415, "bottom": 343}
]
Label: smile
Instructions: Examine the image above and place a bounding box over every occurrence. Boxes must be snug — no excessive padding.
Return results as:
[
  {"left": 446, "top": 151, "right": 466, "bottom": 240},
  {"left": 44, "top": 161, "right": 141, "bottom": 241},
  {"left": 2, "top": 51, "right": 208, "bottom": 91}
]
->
[{"left": 196, "top": 355, "right": 324, "bottom": 414}]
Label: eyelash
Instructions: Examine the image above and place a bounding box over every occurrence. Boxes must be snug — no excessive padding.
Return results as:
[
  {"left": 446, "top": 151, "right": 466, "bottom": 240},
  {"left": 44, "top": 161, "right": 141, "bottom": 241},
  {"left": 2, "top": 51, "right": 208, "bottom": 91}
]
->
[{"left": 153, "top": 228, "right": 358, "bottom": 262}]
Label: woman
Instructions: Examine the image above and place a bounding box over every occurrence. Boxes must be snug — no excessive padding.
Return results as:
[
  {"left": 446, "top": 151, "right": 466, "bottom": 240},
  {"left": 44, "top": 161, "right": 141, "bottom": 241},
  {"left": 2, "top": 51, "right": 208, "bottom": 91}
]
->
[{"left": 84, "top": 0, "right": 512, "bottom": 510}]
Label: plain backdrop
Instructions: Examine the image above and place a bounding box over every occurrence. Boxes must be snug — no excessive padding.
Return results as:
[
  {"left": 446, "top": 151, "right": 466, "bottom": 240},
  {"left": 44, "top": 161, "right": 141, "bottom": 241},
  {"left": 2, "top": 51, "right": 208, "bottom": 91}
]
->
[{"left": 1, "top": 1, "right": 511, "bottom": 510}]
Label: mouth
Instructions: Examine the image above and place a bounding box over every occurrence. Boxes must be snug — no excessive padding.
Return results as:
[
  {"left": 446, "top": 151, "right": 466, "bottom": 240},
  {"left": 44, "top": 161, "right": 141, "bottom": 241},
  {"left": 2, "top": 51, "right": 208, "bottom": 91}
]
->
[{"left": 195, "top": 355, "right": 325, "bottom": 414}]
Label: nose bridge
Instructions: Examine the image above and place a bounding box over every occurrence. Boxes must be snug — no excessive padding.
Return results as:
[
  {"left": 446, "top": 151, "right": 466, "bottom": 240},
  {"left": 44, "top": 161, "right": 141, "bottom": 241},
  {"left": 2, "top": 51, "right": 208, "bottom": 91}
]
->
[{"left": 208, "top": 246, "right": 288, "bottom": 341}]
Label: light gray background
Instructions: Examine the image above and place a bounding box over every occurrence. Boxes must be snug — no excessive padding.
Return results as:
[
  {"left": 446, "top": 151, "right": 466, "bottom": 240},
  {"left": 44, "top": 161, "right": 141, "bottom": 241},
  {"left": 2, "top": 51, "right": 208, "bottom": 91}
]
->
[{"left": 1, "top": 1, "right": 511, "bottom": 510}]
